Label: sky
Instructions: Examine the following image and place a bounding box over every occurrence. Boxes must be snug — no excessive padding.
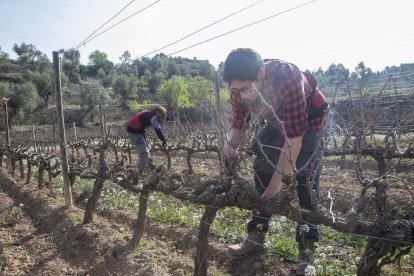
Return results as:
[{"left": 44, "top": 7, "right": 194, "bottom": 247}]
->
[{"left": 1, "top": 0, "right": 413, "bottom": 72}]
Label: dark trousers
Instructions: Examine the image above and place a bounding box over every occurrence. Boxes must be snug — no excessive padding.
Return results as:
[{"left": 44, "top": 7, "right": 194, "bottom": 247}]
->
[{"left": 247, "top": 130, "right": 320, "bottom": 242}]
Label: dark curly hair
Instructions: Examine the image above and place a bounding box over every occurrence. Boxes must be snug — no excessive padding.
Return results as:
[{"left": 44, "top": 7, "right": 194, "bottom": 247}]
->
[{"left": 223, "top": 48, "right": 264, "bottom": 83}]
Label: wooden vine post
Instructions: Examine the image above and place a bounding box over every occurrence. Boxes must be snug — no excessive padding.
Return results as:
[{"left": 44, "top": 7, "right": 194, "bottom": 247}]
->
[
  {"left": 32, "top": 124, "right": 37, "bottom": 152},
  {"left": 99, "top": 103, "right": 106, "bottom": 138},
  {"left": 73, "top": 122, "right": 77, "bottom": 141},
  {"left": 3, "top": 99, "right": 12, "bottom": 173},
  {"left": 53, "top": 51, "right": 73, "bottom": 208}
]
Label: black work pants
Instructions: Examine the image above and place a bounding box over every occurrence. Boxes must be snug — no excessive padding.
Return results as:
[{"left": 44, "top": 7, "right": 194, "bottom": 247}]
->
[{"left": 247, "top": 130, "right": 320, "bottom": 243}]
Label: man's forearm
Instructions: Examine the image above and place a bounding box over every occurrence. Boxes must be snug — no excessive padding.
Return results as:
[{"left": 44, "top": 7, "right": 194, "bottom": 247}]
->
[
  {"left": 227, "top": 128, "right": 243, "bottom": 148},
  {"left": 261, "top": 135, "right": 303, "bottom": 199},
  {"left": 276, "top": 136, "right": 303, "bottom": 174}
]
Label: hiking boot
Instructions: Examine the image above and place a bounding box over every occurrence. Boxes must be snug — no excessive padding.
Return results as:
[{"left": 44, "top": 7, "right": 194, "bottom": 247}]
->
[
  {"left": 227, "top": 230, "right": 265, "bottom": 259},
  {"left": 295, "top": 239, "right": 317, "bottom": 275}
]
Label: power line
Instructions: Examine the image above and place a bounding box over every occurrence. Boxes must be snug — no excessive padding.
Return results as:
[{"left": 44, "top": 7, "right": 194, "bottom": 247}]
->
[
  {"left": 140, "top": 0, "right": 265, "bottom": 58},
  {"left": 166, "top": 0, "right": 318, "bottom": 56},
  {"left": 75, "top": 0, "right": 162, "bottom": 50},
  {"left": 74, "top": 0, "right": 136, "bottom": 50},
  {"left": 297, "top": 32, "right": 414, "bottom": 66}
]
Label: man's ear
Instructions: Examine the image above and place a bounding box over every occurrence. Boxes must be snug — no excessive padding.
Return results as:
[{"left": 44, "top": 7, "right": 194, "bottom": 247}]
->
[{"left": 258, "top": 68, "right": 265, "bottom": 80}]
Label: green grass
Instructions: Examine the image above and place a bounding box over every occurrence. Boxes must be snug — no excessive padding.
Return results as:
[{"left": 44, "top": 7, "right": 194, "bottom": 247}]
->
[
  {"left": 266, "top": 233, "right": 297, "bottom": 263},
  {"left": 77, "top": 178, "right": 94, "bottom": 196},
  {"left": 320, "top": 229, "right": 367, "bottom": 248}
]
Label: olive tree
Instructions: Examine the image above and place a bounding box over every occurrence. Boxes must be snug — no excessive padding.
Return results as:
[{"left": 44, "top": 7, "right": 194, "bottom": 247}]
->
[
  {"left": 78, "top": 82, "right": 107, "bottom": 126},
  {"left": 112, "top": 75, "right": 137, "bottom": 106},
  {"left": 0, "top": 81, "right": 37, "bottom": 127},
  {"left": 157, "top": 76, "right": 190, "bottom": 122},
  {"left": 28, "top": 71, "right": 54, "bottom": 108}
]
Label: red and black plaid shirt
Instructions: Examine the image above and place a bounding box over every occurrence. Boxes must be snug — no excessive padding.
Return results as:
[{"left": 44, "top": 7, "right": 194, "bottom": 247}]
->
[{"left": 230, "top": 60, "right": 322, "bottom": 137}]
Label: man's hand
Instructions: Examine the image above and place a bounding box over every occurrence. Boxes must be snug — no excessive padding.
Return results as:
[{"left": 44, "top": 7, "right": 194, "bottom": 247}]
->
[
  {"left": 260, "top": 171, "right": 284, "bottom": 200},
  {"left": 223, "top": 143, "right": 237, "bottom": 158},
  {"left": 239, "top": 84, "right": 260, "bottom": 101}
]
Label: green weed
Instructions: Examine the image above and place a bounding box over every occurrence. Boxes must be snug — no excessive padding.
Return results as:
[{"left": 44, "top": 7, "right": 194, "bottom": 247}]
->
[
  {"left": 0, "top": 208, "right": 23, "bottom": 225},
  {"left": 266, "top": 233, "right": 297, "bottom": 263},
  {"left": 71, "top": 214, "right": 83, "bottom": 223},
  {"left": 77, "top": 178, "right": 94, "bottom": 196}
]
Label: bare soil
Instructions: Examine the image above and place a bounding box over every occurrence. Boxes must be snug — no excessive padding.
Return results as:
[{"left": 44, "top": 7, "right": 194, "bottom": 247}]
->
[{"left": 0, "top": 171, "right": 294, "bottom": 276}]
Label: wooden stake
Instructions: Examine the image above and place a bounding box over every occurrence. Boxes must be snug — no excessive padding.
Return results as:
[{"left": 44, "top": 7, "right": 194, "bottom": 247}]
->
[
  {"left": 32, "top": 124, "right": 37, "bottom": 152},
  {"left": 53, "top": 51, "right": 73, "bottom": 208},
  {"left": 53, "top": 112, "right": 56, "bottom": 143},
  {"left": 99, "top": 103, "right": 106, "bottom": 138},
  {"left": 4, "top": 101, "right": 11, "bottom": 173},
  {"left": 73, "top": 122, "right": 77, "bottom": 141}
]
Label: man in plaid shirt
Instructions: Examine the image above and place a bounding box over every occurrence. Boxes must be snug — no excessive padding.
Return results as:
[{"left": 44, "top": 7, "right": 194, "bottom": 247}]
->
[{"left": 223, "top": 48, "right": 327, "bottom": 275}]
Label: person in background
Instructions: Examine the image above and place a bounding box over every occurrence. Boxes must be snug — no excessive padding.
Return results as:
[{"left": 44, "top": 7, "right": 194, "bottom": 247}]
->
[
  {"left": 222, "top": 48, "right": 328, "bottom": 275},
  {"left": 127, "top": 106, "right": 167, "bottom": 175}
]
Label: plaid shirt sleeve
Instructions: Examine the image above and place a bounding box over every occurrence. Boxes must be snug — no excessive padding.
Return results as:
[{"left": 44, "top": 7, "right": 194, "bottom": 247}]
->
[{"left": 230, "top": 92, "right": 247, "bottom": 130}]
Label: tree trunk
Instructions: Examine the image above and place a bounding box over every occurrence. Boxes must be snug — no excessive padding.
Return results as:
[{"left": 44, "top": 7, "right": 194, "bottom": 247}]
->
[
  {"left": 83, "top": 178, "right": 104, "bottom": 223},
  {"left": 113, "top": 190, "right": 150, "bottom": 258},
  {"left": 26, "top": 162, "right": 32, "bottom": 184},
  {"left": 19, "top": 159, "right": 25, "bottom": 179},
  {"left": 193, "top": 206, "right": 217, "bottom": 276},
  {"left": 11, "top": 158, "right": 16, "bottom": 177},
  {"left": 128, "top": 190, "right": 150, "bottom": 249},
  {"left": 187, "top": 151, "right": 193, "bottom": 174},
  {"left": 38, "top": 164, "right": 44, "bottom": 189}
]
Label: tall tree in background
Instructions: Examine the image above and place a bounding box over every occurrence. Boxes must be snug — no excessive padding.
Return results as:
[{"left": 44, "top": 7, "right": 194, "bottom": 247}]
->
[
  {"left": 354, "top": 61, "right": 373, "bottom": 91},
  {"left": 148, "top": 72, "right": 166, "bottom": 94},
  {"left": 157, "top": 76, "right": 190, "bottom": 121},
  {"left": 61, "top": 48, "right": 81, "bottom": 83},
  {"left": 12, "top": 42, "right": 50, "bottom": 72},
  {"left": 119, "top": 50, "right": 131, "bottom": 64},
  {"left": 112, "top": 75, "right": 137, "bottom": 106},
  {"left": 187, "top": 76, "right": 214, "bottom": 107},
  {"left": 0, "top": 81, "right": 37, "bottom": 127},
  {"left": 118, "top": 50, "right": 134, "bottom": 76},
  {"left": 29, "top": 71, "right": 54, "bottom": 108},
  {"left": 196, "top": 60, "right": 216, "bottom": 80},
  {"left": 149, "top": 54, "right": 169, "bottom": 75},
  {"left": 312, "top": 63, "right": 351, "bottom": 97},
  {"left": 132, "top": 58, "right": 151, "bottom": 77},
  {"left": 87, "top": 50, "right": 114, "bottom": 76},
  {"left": 78, "top": 82, "right": 107, "bottom": 127},
  {"left": 167, "top": 62, "right": 180, "bottom": 78}
]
